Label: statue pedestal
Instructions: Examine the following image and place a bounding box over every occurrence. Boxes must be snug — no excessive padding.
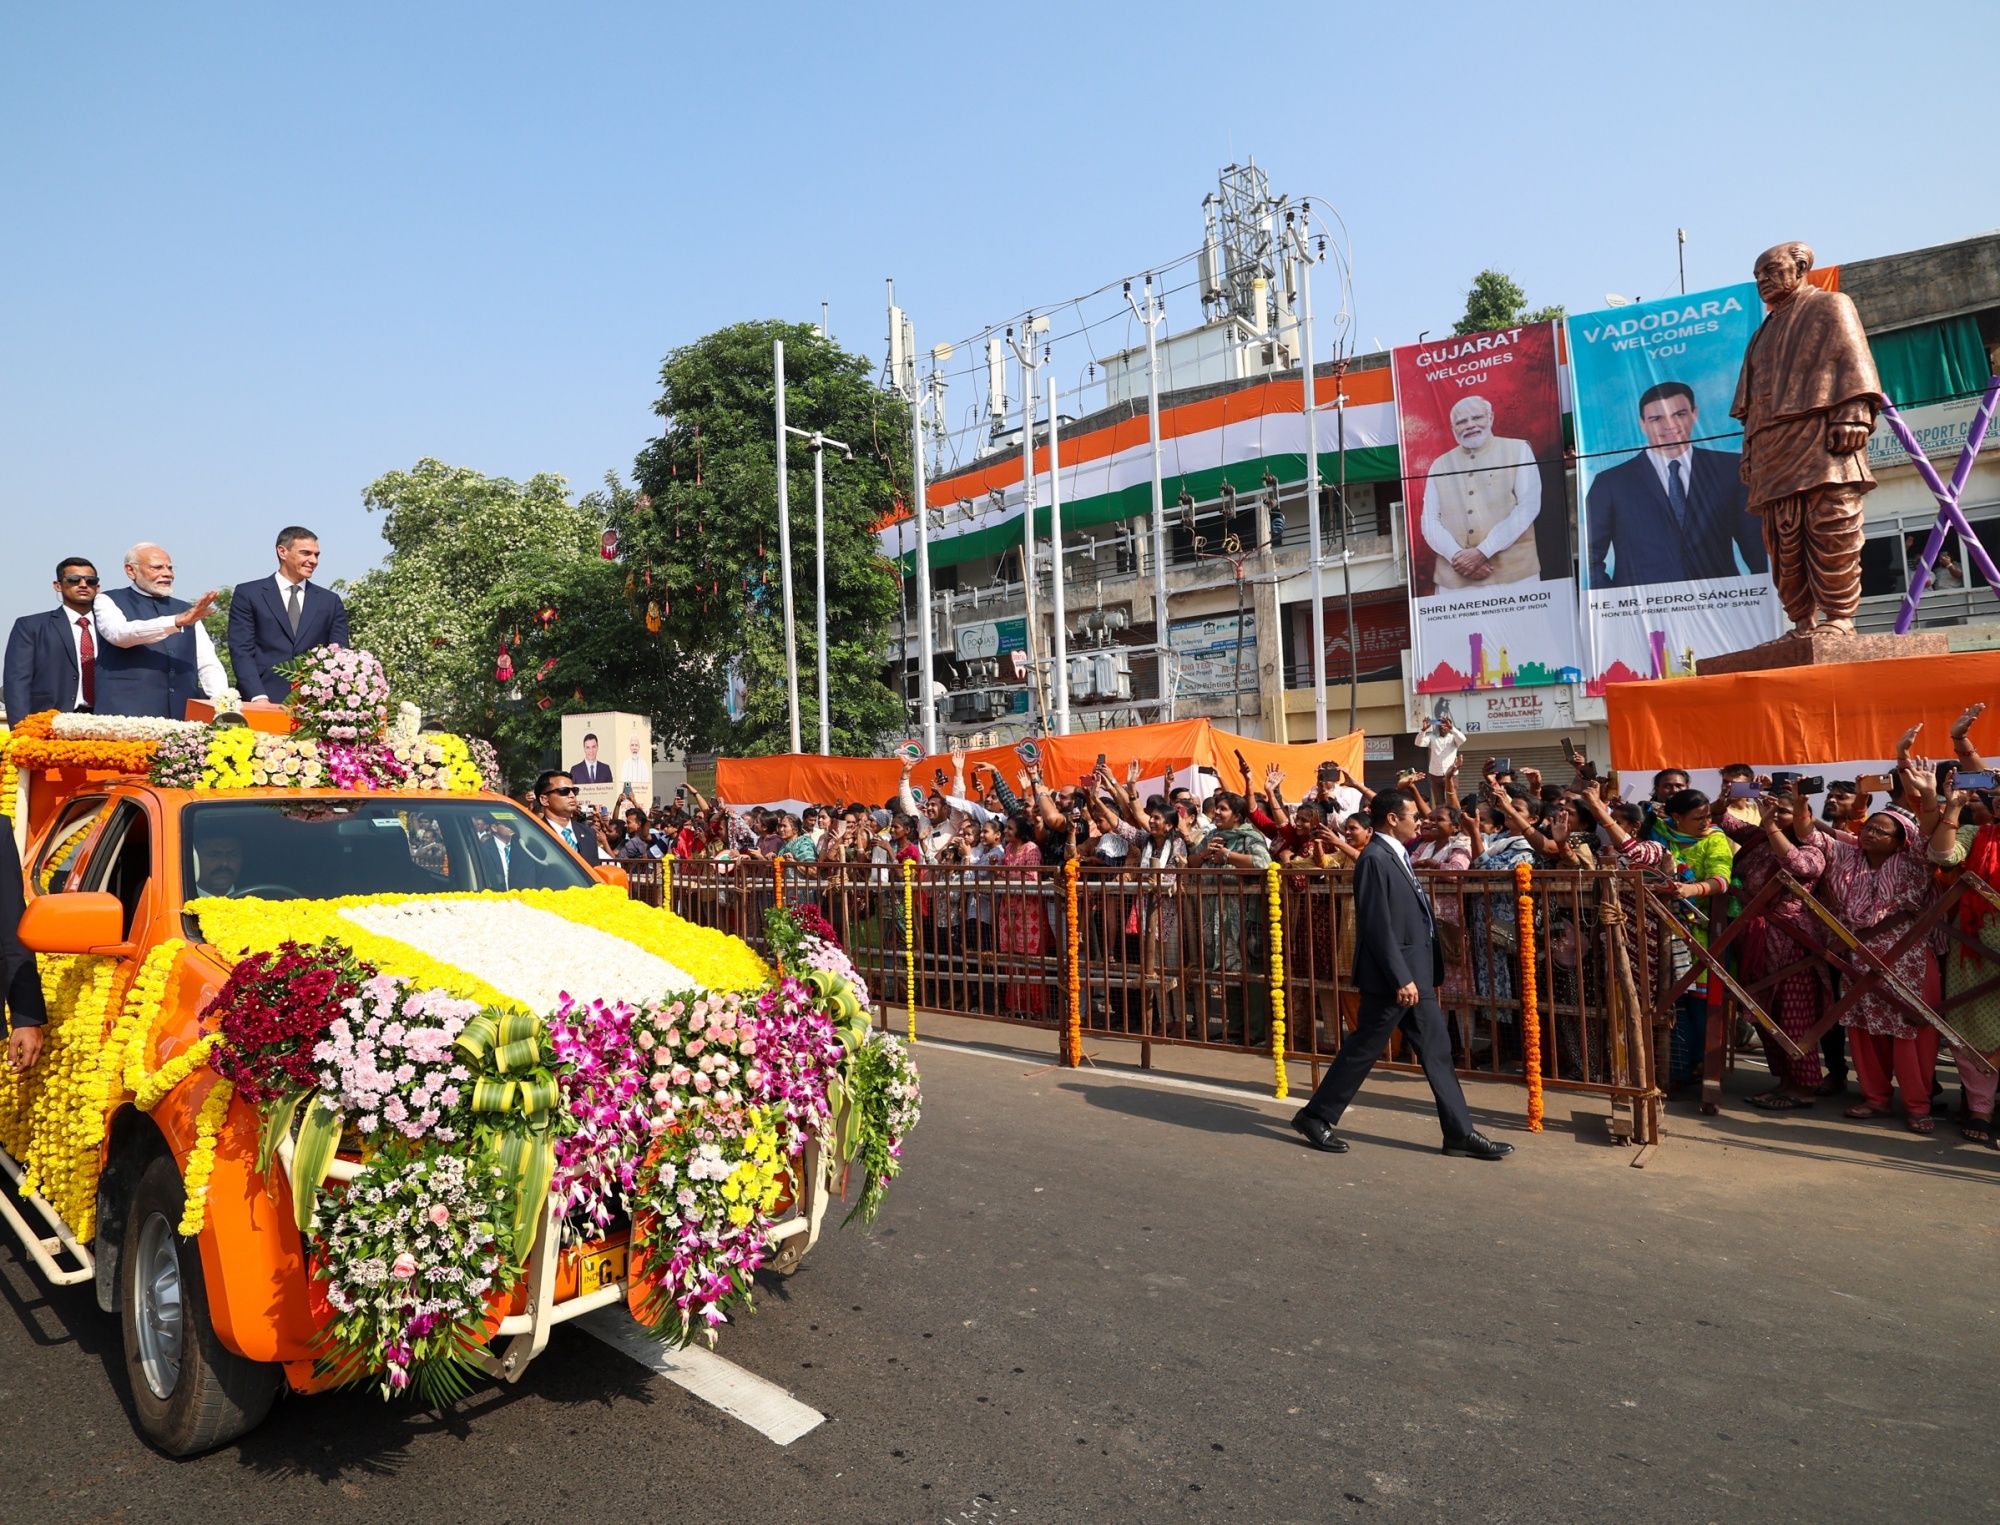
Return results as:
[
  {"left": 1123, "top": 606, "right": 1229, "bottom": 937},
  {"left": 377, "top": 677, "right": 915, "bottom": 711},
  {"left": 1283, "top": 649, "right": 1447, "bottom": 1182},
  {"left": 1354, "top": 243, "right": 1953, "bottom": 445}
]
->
[{"left": 1700, "top": 627, "right": 1949, "bottom": 676}]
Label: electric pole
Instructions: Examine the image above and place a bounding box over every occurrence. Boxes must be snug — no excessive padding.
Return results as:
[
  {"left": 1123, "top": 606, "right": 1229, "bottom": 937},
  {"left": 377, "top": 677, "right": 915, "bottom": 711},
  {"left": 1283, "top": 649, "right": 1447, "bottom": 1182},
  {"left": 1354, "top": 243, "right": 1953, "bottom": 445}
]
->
[
  {"left": 887, "top": 283, "right": 941, "bottom": 753},
  {"left": 1009, "top": 318, "right": 1049, "bottom": 731},
  {"left": 1124, "top": 277, "right": 1172, "bottom": 718},
  {"left": 1291, "top": 207, "right": 1329, "bottom": 743},
  {"left": 772, "top": 339, "right": 802, "bottom": 753}
]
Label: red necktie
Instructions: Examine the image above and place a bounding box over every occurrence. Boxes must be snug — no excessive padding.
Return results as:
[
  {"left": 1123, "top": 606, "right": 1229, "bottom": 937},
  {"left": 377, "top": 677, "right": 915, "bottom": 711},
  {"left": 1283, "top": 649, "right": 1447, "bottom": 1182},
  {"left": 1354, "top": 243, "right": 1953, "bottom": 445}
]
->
[{"left": 76, "top": 614, "right": 96, "bottom": 708}]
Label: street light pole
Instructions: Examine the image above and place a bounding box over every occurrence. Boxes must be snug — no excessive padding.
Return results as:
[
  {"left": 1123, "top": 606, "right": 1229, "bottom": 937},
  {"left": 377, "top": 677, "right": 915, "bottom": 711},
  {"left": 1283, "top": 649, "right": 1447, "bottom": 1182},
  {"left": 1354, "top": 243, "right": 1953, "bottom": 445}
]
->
[
  {"left": 1124, "top": 277, "right": 1171, "bottom": 717},
  {"left": 773, "top": 340, "right": 802, "bottom": 753},
  {"left": 1009, "top": 320, "right": 1047, "bottom": 730},
  {"left": 782, "top": 422, "right": 854, "bottom": 756},
  {"left": 1292, "top": 210, "right": 1328, "bottom": 743},
  {"left": 1047, "top": 372, "right": 1070, "bottom": 735}
]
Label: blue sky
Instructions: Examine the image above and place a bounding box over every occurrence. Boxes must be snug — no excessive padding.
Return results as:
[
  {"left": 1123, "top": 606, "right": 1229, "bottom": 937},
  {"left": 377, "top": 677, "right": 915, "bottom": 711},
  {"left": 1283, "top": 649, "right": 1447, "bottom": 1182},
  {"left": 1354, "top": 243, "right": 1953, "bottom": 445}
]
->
[{"left": 3, "top": 1, "right": 1989, "bottom": 628}]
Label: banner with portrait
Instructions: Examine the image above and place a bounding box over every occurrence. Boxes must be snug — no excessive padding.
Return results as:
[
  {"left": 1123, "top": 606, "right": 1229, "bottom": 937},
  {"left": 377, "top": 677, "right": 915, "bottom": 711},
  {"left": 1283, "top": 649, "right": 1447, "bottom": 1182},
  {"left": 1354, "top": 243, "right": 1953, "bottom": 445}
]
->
[
  {"left": 1393, "top": 323, "right": 1580, "bottom": 693},
  {"left": 560, "top": 711, "right": 654, "bottom": 817},
  {"left": 1568, "top": 284, "right": 1783, "bottom": 691}
]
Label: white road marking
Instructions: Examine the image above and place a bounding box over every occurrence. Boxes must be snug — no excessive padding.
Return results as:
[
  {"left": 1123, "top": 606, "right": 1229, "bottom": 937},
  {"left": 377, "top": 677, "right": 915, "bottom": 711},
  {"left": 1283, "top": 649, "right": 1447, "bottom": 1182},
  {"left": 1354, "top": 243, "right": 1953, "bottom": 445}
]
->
[
  {"left": 915, "top": 1035, "right": 1299, "bottom": 1111},
  {"left": 574, "top": 1306, "right": 825, "bottom": 1444}
]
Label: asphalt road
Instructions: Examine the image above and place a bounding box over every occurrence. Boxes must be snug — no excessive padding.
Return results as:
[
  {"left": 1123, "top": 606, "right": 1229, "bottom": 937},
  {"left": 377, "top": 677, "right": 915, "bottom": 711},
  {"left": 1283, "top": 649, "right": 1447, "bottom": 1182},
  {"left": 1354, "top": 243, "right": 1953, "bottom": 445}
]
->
[{"left": 4, "top": 1035, "right": 1997, "bottom": 1525}]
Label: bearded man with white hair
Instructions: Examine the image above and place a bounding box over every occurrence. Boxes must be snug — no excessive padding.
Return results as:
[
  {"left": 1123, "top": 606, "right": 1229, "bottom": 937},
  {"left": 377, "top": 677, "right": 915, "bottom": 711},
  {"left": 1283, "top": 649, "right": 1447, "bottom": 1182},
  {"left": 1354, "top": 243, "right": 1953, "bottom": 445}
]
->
[
  {"left": 92, "top": 542, "right": 228, "bottom": 718},
  {"left": 1418, "top": 394, "right": 1543, "bottom": 589}
]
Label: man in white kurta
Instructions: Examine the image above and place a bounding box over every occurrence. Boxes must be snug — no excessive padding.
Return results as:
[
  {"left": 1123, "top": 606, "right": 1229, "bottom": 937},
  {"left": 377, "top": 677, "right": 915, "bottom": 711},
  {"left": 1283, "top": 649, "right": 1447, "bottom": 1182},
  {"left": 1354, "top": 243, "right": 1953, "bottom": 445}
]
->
[{"left": 1419, "top": 396, "right": 1542, "bottom": 589}]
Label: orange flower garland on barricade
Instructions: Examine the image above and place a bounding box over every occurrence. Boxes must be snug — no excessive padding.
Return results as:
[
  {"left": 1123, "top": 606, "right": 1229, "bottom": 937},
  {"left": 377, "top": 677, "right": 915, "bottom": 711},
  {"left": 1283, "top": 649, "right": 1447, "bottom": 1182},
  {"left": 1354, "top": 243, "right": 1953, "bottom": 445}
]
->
[
  {"left": 1513, "top": 861, "right": 1544, "bottom": 1132},
  {"left": 1265, "top": 862, "right": 1288, "bottom": 1099},
  {"left": 3, "top": 710, "right": 158, "bottom": 775},
  {"left": 1063, "top": 858, "right": 1081, "bottom": 1067}
]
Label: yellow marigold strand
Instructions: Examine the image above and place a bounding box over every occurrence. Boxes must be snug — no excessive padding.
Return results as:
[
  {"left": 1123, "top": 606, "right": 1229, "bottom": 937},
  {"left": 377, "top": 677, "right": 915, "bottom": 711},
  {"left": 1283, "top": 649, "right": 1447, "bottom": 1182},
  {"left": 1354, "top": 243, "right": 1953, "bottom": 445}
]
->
[
  {"left": 902, "top": 859, "right": 917, "bottom": 1043},
  {"left": 1063, "top": 857, "right": 1082, "bottom": 1066},
  {"left": 115, "top": 938, "right": 186, "bottom": 1101},
  {"left": 135, "top": 1034, "right": 221, "bottom": 1113},
  {"left": 1514, "top": 860, "right": 1544, "bottom": 1133},
  {"left": 1266, "top": 862, "right": 1288, "bottom": 1099},
  {"left": 176, "top": 1077, "right": 234, "bottom": 1237}
]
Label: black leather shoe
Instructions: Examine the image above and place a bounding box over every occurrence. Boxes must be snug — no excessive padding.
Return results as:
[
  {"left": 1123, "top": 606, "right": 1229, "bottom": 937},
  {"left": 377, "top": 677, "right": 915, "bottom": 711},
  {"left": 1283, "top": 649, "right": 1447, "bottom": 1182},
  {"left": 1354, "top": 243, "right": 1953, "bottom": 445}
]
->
[
  {"left": 1291, "top": 1110, "right": 1349, "bottom": 1153},
  {"left": 1441, "top": 1130, "right": 1514, "bottom": 1160}
]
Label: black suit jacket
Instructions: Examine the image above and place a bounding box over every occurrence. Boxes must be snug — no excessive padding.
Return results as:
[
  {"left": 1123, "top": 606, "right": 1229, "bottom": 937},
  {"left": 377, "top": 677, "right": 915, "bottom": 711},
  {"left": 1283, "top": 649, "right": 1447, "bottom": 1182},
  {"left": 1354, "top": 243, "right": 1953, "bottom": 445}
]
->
[
  {"left": 1351, "top": 835, "right": 1445, "bottom": 997},
  {"left": 227, "top": 576, "right": 351, "bottom": 701},
  {"left": 2, "top": 825, "right": 49, "bottom": 1030},
  {"left": 1585, "top": 446, "right": 1766, "bottom": 589},
  {"left": 4, "top": 608, "right": 82, "bottom": 721},
  {"left": 569, "top": 759, "right": 612, "bottom": 784}
]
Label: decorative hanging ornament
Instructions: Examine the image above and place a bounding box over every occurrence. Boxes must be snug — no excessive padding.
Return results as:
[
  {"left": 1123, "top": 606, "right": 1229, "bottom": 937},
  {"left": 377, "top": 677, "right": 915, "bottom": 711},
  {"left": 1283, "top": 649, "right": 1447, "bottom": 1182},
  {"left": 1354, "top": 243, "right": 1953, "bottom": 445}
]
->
[
  {"left": 601, "top": 529, "right": 620, "bottom": 561},
  {"left": 495, "top": 649, "right": 513, "bottom": 683},
  {"left": 536, "top": 658, "right": 558, "bottom": 679},
  {"left": 538, "top": 605, "right": 558, "bottom": 627},
  {"left": 645, "top": 599, "right": 662, "bottom": 634}
]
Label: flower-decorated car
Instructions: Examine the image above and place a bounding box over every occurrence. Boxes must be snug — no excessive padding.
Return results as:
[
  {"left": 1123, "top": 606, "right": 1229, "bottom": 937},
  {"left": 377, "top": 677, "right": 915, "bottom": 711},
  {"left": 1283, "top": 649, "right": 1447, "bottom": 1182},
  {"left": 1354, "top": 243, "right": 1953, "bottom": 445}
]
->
[{"left": 0, "top": 649, "right": 918, "bottom": 1455}]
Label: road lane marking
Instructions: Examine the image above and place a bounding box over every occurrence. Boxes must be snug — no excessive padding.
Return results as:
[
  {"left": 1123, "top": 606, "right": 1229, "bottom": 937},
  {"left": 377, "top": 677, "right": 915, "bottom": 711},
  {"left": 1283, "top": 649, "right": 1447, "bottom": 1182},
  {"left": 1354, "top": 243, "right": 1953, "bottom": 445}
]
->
[
  {"left": 574, "top": 1306, "right": 825, "bottom": 1444},
  {"left": 916, "top": 1036, "right": 1297, "bottom": 1110}
]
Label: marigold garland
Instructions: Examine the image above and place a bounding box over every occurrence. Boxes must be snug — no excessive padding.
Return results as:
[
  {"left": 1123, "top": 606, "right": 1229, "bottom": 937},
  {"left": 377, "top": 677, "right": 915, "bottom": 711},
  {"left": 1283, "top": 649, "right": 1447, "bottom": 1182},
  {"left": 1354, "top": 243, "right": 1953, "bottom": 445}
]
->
[
  {"left": 0, "top": 953, "right": 120, "bottom": 1239},
  {"left": 1514, "top": 861, "right": 1544, "bottom": 1133},
  {"left": 2, "top": 708, "right": 157, "bottom": 776},
  {"left": 116, "top": 939, "right": 186, "bottom": 1099},
  {"left": 901, "top": 859, "right": 917, "bottom": 1043},
  {"left": 177, "top": 1077, "right": 234, "bottom": 1237},
  {"left": 1063, "top": 857, "right": 1082, "bottom": 1066},
  {"left": 0, "top": 720, "right": 16, "bottom": 820},
  {"left": 134, "top": 1034, "right": 222, "bottom": 1113},
  {"left": 1265, "top": 862, "right": 1288, "bottom": 1099}
]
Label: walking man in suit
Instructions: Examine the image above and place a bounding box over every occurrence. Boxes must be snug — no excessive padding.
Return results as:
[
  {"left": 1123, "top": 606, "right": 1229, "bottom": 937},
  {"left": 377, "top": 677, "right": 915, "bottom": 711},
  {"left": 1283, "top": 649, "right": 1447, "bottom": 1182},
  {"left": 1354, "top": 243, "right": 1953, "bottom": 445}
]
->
[
  {"left": 4, "top": 557, "right": 101, "bottom": 720},
  {"left": 228, "top": 526, "right": 351, "bottom": 702},
  {"left": 1292, "top": 788, "right": 1514, "bottom": 1159},
  {"left": 1586, "top": 382, "right": 1766, "bottom": 588}
]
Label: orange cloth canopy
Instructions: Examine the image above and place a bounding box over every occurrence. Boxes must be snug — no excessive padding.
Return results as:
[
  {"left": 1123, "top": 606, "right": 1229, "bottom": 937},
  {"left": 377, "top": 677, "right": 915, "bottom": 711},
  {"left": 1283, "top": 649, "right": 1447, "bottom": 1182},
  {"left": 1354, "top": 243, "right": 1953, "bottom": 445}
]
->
[
  {"left": 1605, "top": 650, "right": 2000, "bottom": 770},
  {"left": 715, "top": 718, "right": 1366, "bottom": 812}
]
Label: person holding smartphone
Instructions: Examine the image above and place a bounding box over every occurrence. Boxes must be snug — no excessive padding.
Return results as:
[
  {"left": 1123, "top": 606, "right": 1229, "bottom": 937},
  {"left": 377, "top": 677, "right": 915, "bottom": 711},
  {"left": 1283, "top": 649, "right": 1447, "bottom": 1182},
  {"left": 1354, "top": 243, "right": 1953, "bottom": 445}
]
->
[{"left": 1928, "top": 704, "right": 2000, "bottom": 1144}]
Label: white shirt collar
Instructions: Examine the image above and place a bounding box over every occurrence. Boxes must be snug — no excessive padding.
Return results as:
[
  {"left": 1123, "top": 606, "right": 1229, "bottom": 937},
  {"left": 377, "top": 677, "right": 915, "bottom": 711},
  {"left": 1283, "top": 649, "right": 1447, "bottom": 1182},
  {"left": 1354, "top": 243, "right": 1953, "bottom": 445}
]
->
[
  {"left": 276, "top": 569, "right": 309, "bottom": 590},
  {"left": 1379, "top": 832, "right": 1411, "bottom": 864}
]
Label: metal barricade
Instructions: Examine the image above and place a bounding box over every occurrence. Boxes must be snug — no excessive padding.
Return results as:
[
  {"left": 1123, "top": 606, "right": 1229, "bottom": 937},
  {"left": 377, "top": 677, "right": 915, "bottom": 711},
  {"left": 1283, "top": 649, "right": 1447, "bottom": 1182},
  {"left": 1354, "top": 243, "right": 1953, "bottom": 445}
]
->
[{"left": 629, "top": 856, "right": 1666, "bottom": 1143}]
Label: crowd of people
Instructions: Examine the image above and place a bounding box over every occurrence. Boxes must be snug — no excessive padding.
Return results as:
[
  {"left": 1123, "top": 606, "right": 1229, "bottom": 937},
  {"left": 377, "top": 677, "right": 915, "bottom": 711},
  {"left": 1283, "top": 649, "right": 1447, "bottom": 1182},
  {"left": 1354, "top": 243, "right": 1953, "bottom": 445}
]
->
[{"left": 604, "top": 713, "right": 1999, "bottom": 1146}]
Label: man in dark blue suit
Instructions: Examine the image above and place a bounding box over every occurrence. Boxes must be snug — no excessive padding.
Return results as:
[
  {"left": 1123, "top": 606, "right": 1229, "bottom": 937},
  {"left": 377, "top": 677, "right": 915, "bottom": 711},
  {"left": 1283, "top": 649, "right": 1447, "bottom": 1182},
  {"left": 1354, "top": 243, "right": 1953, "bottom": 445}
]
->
[
  {"left": 227, "top": 526, "right": 351, "bottom": 702},
  {"left": 1292, "top": 789, "right": 1513, "bottom": 1159},
  {"left": 1586, "top": 382, "right": 1767, "bottom": 588},
  {"left": 4, "top": 557, "right": 99, "bottom": 720}
]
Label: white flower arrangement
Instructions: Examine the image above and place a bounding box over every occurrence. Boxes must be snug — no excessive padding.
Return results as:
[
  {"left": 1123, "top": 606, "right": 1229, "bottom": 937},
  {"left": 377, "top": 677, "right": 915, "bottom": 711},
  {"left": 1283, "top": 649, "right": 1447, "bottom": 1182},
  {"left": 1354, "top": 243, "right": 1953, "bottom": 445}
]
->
[
  {"left": 51, "top": 713, "right": 207, "bottom": 743},
  {"left": 337, "top": 898, "right": 701, "bottom": 1014}
]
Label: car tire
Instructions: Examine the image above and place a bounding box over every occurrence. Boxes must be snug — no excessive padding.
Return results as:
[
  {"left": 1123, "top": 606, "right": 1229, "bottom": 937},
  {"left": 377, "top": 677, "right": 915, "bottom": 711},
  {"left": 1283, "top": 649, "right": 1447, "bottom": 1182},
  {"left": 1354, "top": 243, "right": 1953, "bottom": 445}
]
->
[{"left": 119, "top": 1154, "right": 282, "bottom": 1455}]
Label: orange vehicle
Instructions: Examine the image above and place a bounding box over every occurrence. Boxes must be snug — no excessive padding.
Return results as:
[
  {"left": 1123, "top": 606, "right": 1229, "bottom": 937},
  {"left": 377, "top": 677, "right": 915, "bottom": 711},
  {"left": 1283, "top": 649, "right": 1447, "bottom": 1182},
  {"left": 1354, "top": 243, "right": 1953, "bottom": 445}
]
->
[{"left": 0, "top": 720, "right": 858, "bottom": 1455}]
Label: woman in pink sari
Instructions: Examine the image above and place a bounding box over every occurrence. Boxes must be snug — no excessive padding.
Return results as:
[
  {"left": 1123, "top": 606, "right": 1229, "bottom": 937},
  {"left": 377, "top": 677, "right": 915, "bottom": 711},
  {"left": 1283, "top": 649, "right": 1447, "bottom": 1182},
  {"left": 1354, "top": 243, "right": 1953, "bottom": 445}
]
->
[
  {"left": 995, "top": 815, "right": 1048, "bottom": 1018},
  {"left": 1795, "top": 800, "right": 1942, "bottom": 1132}
]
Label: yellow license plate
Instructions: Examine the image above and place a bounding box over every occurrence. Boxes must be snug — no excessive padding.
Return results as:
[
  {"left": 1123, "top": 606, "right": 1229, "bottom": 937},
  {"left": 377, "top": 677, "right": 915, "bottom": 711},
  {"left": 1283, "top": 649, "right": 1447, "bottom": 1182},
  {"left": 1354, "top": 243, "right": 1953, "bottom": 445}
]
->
[{"left": 577, "top": 1244, "right": 627, "bottom": 1298}]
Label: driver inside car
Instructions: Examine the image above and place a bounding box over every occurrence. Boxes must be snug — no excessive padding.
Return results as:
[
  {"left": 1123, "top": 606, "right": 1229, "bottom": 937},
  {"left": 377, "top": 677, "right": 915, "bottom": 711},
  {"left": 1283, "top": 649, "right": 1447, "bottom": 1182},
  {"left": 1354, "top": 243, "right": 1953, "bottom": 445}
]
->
[{"left": 187, "top": 833, "right": 245, "bottom": 899}]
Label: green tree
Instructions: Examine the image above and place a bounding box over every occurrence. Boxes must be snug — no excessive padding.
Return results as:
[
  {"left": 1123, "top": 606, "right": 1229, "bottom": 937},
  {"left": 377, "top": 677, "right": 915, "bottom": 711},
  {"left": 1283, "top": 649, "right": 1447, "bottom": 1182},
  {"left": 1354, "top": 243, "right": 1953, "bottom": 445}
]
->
[
  {"left": 1452, "top": 269, "right": 1565, "bottom": 335},
  {"left": 344, "top": 459, "right": 599, "bottom": 780},
  {"left": 619, "top": 319, "right": 907, "bottom": 757}
]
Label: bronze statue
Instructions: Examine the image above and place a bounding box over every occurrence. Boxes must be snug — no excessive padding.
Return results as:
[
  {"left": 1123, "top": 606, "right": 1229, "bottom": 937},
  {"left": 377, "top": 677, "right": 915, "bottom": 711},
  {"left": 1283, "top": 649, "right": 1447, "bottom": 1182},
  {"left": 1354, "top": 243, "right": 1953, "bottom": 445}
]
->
[{"left": 1730, "top": 241, "right": 1880, "bottom": 635}]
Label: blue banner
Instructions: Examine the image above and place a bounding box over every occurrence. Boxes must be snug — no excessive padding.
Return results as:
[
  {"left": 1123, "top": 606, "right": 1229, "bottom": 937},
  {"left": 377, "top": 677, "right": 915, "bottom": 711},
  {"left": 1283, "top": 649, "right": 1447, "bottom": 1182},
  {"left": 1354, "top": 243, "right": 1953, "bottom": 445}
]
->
[{"left": 1567, "top": 284, "right": 1782, "bottom": 689}]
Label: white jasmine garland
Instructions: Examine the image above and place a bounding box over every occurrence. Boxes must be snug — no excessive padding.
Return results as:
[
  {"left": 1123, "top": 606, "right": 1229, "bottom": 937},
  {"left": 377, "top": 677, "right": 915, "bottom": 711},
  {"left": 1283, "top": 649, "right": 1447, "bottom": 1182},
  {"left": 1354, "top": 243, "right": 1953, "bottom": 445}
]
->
[
  {"left": 337, "top": 898, "right": 702, "bottom": 1012},
  {"left": 51, "top": 713, "right": 207, "bottom": 743}
]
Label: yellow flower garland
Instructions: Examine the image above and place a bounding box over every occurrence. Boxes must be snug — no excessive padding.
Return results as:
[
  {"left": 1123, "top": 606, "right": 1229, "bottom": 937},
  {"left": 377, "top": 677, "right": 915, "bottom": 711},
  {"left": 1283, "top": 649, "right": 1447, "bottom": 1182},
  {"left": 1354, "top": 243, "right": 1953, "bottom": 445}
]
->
[
  {"left": 1063, "top": 858, "right": 1081, "bottom": 1066},
  {"left": 0, "top": 954, "right": 119, "bottom": 1239},
  {"left": 134, "top": 1034, "right": 222, "bottom": 1113},
  {"left": 1514, "top": 861, "right": 1544, "bottom": 1133},
  {"left": 902, "top": 859, "right": 917, "bottom": 1043},
  {"left": 1265, "top": 862, "right": 1288, "bottom": 1099},
  {"left": 0, "top": 720, "right": 15, "bottom": 821},
  {"left": 189, "top": 885, "right": 774, "bottom": 1010},
  {"left": 107, "top": 938, "right": 186, "bottom": 1112},
  {"left": 176, "top": 1077, "right": 234, "bottom": 1237}
]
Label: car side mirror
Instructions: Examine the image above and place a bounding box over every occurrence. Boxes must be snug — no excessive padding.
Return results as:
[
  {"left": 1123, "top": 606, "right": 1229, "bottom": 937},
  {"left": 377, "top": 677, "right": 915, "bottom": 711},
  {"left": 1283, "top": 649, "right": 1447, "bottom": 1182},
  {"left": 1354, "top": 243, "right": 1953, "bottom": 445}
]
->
[{"left": 18, "top": 891, "right": 133, "bottom": 956}]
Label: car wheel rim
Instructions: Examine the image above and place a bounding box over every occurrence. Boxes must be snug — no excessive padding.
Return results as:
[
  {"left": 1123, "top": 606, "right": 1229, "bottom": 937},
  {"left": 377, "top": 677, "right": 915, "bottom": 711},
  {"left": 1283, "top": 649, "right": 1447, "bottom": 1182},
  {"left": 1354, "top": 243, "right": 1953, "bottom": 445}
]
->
[{"left": 134, "top": 1211, "right": 184, "bottom": 1400}]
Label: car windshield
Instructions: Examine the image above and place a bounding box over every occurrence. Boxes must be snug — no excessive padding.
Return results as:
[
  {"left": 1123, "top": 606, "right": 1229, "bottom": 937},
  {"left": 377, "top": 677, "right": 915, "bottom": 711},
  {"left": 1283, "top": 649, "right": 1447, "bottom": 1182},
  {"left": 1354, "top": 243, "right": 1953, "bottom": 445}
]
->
[{"left": 179, "top": 798, "right": 594, "bottom": 903}]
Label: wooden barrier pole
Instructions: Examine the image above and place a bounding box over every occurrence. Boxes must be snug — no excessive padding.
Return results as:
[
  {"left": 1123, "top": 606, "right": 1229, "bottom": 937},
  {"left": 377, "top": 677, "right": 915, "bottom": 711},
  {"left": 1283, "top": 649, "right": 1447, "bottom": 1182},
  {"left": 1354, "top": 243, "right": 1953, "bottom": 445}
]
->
[
  {"left": 1064, "top": 858, "right": 1082, "bottom": 1067},
  {"left": 903, "top": 859, "right": 918, "bottom": 1044}
]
